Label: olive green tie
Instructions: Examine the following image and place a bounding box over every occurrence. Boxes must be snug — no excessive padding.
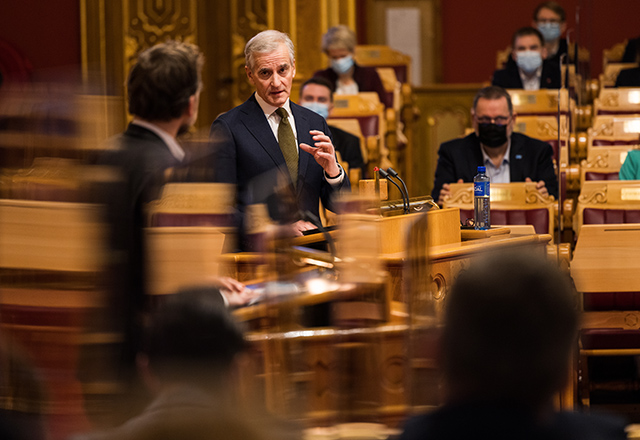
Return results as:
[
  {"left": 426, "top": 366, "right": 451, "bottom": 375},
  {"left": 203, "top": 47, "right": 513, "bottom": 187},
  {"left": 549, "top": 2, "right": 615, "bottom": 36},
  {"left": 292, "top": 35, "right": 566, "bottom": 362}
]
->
[{"left": 275, "top": 107, "right": 298, "bottom": 188}]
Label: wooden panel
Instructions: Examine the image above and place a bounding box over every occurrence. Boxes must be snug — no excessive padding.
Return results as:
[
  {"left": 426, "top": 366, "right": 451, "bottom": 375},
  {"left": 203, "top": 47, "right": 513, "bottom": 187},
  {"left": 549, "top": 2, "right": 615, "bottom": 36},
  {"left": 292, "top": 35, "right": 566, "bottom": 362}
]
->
[{"left": 411, "top": 84, "right": 481, "bottom": 197}]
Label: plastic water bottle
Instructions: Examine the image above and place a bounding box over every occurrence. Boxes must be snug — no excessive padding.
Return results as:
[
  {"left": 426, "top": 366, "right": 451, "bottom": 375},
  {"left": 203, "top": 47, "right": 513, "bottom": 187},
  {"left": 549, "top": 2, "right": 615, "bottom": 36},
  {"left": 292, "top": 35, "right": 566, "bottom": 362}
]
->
[{"left": 474, "top": 166, "right": 490, "bottom": 230}]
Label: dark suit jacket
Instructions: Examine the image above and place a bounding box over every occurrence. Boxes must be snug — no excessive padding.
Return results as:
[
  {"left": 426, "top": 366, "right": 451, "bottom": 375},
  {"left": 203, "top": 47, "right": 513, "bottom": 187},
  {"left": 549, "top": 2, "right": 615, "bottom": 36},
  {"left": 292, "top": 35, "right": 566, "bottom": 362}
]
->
[
  {"left": 615, "top": 67, "right": 640, "bottom": 87},
  {"left": 623, "top": 36, "right": 640, "bottom": 63},
  {"left": 209, "top": 94, "right": 350, "bottom": 250},
  {"left": 399, "top": 402, "right": 626, "bottom": 440},
  {"left": 328, "top": 124, "right": 366, "bottom": 178},
  {"left": 313, "top": 63, "right": 392, "bottom": 108},
  {"left": 492, "top": 60, "right": 561, "bottom": 89},
  {"left": 97, "top": 124, "right": 200, "bottom": 368},
  {"left": 431, "top": 132, "right": 558, "bottom": 200}
]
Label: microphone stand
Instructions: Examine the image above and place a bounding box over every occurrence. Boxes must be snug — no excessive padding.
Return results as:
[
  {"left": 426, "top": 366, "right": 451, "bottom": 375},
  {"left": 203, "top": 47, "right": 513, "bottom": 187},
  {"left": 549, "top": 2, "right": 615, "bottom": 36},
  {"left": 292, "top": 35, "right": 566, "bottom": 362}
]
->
[
  {"left": 378, "top": 168, "right": 409, "bottom": 214},
  {"left": 386, "top": 167, "right": 410, "bottom": 215}
]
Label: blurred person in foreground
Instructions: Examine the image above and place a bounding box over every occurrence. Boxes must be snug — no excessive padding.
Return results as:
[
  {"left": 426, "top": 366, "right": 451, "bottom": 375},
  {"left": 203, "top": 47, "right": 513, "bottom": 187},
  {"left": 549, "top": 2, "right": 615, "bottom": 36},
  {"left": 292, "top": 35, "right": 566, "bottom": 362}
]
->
[
  {"left": 73, "top": 287, "right": 288, "bottom": 440},
  {"left": 299, "top": 76, "right": 366, "bottom": 177},
  {"left": 399, "top": 252, "right": 626, "bottom": 440},
  {"left": 312, "top": 25, "right": 391, "bottom": 108},
  {"left": 99, "top": 41, "right": 253, "bottom": 383},
  {"left": 432, "top": 86, "right": 557, "bottom": 204},
  {"left": 209, "top": 30, "right": 350, "bottom": 250}
]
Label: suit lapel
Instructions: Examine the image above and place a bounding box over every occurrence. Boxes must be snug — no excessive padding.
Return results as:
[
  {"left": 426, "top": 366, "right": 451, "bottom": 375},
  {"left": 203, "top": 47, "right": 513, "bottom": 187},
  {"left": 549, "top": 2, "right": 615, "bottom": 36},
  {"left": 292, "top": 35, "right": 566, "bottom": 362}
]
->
[{"left": 240, "top": 95, "right": 286, "bottom": 167}]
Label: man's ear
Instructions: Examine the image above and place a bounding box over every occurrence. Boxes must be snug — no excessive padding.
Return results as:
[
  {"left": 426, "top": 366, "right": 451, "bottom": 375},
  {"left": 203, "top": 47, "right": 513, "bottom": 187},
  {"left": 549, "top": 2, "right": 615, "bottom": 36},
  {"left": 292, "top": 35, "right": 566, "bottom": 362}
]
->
[
  {"left": 511, "top": 51, "right": 518, "bottom": 62},
  {"left": 245, "top": 65, "right": 255, "bottom": 85},
  {"left": 541, "top": 47, "right": 548, "bottom": 60}
]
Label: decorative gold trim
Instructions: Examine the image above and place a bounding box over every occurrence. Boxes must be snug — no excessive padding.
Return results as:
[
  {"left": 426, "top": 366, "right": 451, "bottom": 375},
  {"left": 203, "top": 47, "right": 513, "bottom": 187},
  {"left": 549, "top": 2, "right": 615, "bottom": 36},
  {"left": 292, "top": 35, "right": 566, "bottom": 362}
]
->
[{"left": 578, "top": 187, "right": 608, "bottom": 204}]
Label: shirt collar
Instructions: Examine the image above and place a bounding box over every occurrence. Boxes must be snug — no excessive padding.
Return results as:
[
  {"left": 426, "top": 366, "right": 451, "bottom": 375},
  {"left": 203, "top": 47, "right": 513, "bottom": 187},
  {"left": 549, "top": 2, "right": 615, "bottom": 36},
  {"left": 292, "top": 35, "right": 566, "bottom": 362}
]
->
[
  {"left": 130, "top": 119, "right": 185, "bottom": 162},
  {"left": 254, "top": 92, "right": 292, "bottom": 118},
  {"left": 481, "top": 137, "right": 512, "bottom": 167},
  {"left": 518, "top": 65, "right": 543, "bottom": 90}
]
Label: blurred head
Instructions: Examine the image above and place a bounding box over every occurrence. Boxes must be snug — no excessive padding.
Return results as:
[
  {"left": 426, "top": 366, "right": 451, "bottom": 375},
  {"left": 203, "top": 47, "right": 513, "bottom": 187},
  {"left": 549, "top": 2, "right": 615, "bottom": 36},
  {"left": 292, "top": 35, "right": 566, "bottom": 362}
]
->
[
  {"left": 441, "top": 252, "right": 579, "bottom": 409},
  {"left": 245, "top": 30, "right": 296, "bottom": 108},
  {"left": 140, "top": 286, "right": 246, "bottom": 386},
  {"left": 533, "top": 2, "right": 567, "bottom": 43},
  {"left": 321, "top": 26, "right": 357, "bottom": 75},
  {"left": 127, "top": 40, "right": 204, "bottom": 123},
  {"left": 471, "top": 86, "right": 515, "bottom": 148},
  {"left": 299, "top": 77, "right": 334, "bottom": 119}
]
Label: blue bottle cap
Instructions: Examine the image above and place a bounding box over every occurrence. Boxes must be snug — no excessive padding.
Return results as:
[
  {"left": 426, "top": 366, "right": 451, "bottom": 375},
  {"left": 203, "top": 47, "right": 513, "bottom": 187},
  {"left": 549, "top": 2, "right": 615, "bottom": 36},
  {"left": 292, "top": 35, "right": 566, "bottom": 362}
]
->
[{"left": 477, "top": 166, "right": 486, "bottom": 173}]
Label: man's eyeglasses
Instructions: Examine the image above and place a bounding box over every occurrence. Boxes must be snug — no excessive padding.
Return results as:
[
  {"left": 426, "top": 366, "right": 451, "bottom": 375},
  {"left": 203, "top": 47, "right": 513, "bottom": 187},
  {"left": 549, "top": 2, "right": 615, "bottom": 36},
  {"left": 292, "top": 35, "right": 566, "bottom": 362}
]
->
[
  {"left": 475, "top": 116, "right": 511, "bottom": 126},
  {"left": 536, "top": 18, "right": 562, "bottom": 24}
]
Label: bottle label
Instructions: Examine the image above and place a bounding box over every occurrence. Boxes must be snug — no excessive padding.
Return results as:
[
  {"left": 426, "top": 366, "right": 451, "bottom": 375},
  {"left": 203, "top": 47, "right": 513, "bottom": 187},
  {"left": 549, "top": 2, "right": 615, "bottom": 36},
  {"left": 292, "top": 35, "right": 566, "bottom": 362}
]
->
[{"left": 474, "top": 181, "right": 490, "bottom": 197}]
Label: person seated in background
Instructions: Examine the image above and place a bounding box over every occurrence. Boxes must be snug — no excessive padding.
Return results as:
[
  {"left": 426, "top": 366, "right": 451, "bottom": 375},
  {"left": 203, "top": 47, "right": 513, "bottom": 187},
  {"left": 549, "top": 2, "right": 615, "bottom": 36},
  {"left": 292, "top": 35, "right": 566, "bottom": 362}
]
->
[
  {"left": 622, "top": 35, "right": 640, "bottom": 63},
  {"left": 299, "top": 77, "right": 366, "bottom": 178},
  {"left": 398, "top": 252, "right": 627, "bottom": 440},
  {"left": 618, "top": 148, "right": 640, "bottom": 179},
  {"left": 432, "top": 86, "right": 558, "bottom": 204},
  {"left": 532, "top": 1, "right": 568, "bottom": 65},
  {"left": 73, "top": 287, "right": 297, "bottom": 440},
  {"left": 313, "top": 25, "right": 391, "bottom": 108},
  {"left": 492, "top": 27, "right": 561, "bottom": 90},
  {"left": 614, "top": 65, "right": 640, "bottom": 87}
]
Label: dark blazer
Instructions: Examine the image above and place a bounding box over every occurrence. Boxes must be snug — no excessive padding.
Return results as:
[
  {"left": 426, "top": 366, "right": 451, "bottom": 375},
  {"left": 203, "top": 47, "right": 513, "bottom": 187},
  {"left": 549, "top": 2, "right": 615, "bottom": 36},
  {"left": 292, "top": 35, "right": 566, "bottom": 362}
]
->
[
  {"left": 210, "top": 94, "right": 350, "bottom": 250},
  {"left": 623, "top": 36, "right": 640, "bottom": 63},
  {"left": 313, "top": 63, "right": 392, "bottom": 108},
  {"left": 399, "top": 402, "right": 627, "bottom": 440},
  {"left": 431, "top": 132, "right": 558, "bottom": 200},
  {"left": 615, "top": 67, "right": 640, "bottom": 87},
  {"left": 492, "top": 60, "right": 561, "bottom": 89},
  {"left": 97, "top": 124, "right": 183, "bottom": 368},
  {"left": 328, "top": 124, "right": 366, "bottom": 178}
]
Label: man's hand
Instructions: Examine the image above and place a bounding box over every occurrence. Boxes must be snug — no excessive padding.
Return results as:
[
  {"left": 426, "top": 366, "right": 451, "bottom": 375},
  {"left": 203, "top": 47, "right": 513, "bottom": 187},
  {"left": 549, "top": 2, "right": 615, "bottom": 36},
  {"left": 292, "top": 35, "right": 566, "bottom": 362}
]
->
[
  {"left": 291, "top": 219, "right": 316, "bottom": 236},
  {"left": 299, "top": 130, "right": 340, "bottom": 177},
  {"left": 212, "top": 276, "right": 256, "bottom": 307},
  {"left": 438, "top": 179, "right": 464, "bottom": 205},
  {"left": 525, "top": 177, "right": 549, "bottom": 197}
]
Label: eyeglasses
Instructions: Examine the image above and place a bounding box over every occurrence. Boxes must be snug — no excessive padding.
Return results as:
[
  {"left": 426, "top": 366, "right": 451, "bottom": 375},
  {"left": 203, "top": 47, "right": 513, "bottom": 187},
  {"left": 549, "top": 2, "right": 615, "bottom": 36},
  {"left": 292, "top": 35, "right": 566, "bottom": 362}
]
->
[{"left": 475, "top": 116, "right": 511, "bottom": 126}]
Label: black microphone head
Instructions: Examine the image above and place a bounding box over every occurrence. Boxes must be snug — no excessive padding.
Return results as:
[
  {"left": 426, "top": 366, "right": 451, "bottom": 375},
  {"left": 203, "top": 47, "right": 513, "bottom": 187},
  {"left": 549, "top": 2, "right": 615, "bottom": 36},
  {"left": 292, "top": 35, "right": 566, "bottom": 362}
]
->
[
  {"left": 378, "top": 168, "right": 389, "bottom": 178},
  {"left": 386, "top": 167, "right": 399, "bottom": 178}
]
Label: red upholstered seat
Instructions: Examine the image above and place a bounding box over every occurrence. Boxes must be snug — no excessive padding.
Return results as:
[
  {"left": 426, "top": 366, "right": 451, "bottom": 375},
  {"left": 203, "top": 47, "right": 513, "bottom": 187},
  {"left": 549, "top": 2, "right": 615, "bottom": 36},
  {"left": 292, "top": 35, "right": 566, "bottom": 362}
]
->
[
  {"left": 458, "top": 208, "right": 550, "bottom": 234},
  {"left": 584, "top": 291, "right": 640, "bottom": 311},
  {"left": 580, "top": 329, "right": 640, "bottom": 350},
  {"left": 583, "top": 208, "right": 640, "bottom": 224},
  {"left": 584, "top": 171, "right": 619, "bottom": 181},
  {"left": 592, "top": 139, "right": 639, "bottom": 146}
]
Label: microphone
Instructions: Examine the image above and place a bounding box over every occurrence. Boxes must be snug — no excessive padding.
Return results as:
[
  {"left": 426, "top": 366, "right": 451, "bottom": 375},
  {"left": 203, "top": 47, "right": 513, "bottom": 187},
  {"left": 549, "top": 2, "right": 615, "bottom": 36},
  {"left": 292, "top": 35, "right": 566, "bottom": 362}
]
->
[
  {"left": 378, "top": 168, "right": 408, "bottom": 214},
  {"left": 386, "top": 167, "right": 410, "bottom": 215}
]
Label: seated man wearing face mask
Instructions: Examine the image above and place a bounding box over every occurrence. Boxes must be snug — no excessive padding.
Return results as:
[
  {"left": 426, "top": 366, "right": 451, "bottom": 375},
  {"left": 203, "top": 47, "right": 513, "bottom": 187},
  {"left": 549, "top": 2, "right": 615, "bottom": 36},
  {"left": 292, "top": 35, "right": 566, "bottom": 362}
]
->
[
  {"left": 492, "top": 27, "right": 561, "bottom": 90},
  {"left": 432, "top": 86, "right": 558, "bottom": 205},
  {"left": 299, "top": 77, "right": 366, "bottom": 178}
]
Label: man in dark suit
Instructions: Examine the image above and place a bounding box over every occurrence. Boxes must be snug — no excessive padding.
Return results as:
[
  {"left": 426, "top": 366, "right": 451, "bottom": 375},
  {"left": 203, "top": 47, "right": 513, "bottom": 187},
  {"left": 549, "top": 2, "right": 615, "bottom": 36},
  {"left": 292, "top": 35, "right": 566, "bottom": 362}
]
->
[
  {"left": 398, "top": 252, "right": 627, "bottom": 440},
  {"left": 492, "top": 27, "right": 561, "bottom": 90},
  {"left": 99, "top": 42, "right": 252, "bottom": 382},
  {"left": 299, "top": 76, "right": 366, "bottom": 178},
  {"left": 210, "top": 30, "right": 350, "bottom": 250},
  {"left": 432, "top": 86, "right": 558, "bottom": 204}
]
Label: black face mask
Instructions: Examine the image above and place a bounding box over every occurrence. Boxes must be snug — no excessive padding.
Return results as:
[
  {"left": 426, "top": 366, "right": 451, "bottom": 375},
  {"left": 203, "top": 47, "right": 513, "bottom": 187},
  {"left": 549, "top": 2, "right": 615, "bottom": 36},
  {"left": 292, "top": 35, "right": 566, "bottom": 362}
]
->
[{"left": 477, "top": 123, "right": 508, "bottom": 148}]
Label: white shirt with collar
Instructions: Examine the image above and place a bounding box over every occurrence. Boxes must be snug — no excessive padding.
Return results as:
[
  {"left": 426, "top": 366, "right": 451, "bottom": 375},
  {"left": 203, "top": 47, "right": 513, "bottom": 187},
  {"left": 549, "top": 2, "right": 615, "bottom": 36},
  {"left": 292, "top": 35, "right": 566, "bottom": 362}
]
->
[
  {"left": 254, "top": 93, "right": 344, "bottom": 184},
  {"left": 130, "top": 119, "right": 185, "bottom": 162},
  {"left": 481, "top": 139, "right": 511, "bottom": 184},
  {"left": 518, "top": 65, "right": 543, "bottom": 91}
]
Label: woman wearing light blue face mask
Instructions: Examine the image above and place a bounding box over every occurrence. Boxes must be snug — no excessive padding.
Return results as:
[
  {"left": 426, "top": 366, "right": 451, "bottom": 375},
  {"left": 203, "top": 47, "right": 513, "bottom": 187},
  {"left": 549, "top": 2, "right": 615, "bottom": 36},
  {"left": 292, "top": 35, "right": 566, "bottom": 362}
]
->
[
  {"left": 532, "top": 1, "right": 567, "bottom": 65},
  {"left": 312, "top": 25, "right": 391, "bottom": 108}
]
